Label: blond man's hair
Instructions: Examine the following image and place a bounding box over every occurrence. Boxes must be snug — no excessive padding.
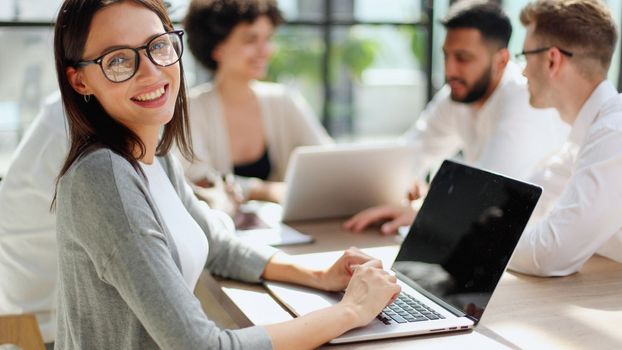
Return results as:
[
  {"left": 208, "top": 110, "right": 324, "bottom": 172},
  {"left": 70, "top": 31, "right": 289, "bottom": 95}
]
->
[{"left": 520, "top": 0, "right": 618, "bottom": 78}]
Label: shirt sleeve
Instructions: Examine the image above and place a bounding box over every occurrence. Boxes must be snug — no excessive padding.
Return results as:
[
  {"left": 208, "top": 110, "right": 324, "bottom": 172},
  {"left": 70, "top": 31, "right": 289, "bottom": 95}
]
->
[
  {"left": 401, "top": 86, "right": 462, "bottom": 178},
  {"left": 526, "top": 142, "right": 576, "bottom": 222},
  {"left": 0, "top": 97, "right": 67, "bottom": 342},
  {"left": 0, "top": 98, "right": 67, "bottom": 233},
  {"left": 509, "top": 124, "right": 622, "bottom": 276},
  {"left": 66, "top": 151, "right": 274, "bottom": 349}
]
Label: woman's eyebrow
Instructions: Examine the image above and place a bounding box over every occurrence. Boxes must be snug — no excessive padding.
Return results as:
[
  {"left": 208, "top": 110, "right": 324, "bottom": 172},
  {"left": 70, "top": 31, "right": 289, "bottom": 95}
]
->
[{"left": 92, "top": 32, "right": 166, "bottom": 57}]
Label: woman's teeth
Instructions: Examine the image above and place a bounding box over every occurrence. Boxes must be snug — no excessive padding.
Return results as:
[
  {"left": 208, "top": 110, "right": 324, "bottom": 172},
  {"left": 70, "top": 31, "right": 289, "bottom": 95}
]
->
[{"left": 134, "top": 86, "right": 165, "bottom": 101}]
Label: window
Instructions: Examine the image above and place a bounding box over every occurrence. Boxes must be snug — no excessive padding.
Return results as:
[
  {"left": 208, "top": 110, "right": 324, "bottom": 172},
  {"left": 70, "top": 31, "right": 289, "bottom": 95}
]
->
[
  {"left": 3, "top": 0, "right": 620, "bottom": 176},
  {"left": 0, "top": 0, "right": 431, "bottom": 175}
]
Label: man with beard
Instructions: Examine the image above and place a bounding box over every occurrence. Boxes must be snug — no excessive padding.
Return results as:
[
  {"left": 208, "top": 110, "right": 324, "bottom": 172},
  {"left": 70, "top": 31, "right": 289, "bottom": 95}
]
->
[{"left": 344, "top": 0, "right": 568, "bottom": 234}]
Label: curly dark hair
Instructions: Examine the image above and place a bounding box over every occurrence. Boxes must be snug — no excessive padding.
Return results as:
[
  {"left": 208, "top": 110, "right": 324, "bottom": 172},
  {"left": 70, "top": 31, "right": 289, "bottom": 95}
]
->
[{"left": 184, "top": 0, "right": 284, "bottom": 71}]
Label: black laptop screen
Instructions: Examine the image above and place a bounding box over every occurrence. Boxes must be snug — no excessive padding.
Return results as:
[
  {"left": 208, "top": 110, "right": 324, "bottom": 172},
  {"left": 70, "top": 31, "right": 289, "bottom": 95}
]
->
[{"left": 393, "top": 160, "right": 541, "bottom": 323}]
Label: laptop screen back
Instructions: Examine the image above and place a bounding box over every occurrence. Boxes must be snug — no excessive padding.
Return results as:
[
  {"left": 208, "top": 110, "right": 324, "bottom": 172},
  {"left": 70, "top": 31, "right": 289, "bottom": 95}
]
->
[{"left": 393, "top": 160, "right": 541, "bottom": 323}]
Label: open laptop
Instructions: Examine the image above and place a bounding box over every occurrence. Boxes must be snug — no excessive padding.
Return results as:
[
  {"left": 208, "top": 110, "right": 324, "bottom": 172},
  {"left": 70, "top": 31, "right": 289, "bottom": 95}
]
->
[
  {"left": 266, "top": 160, "right": 542, "bottom": 343},
  {"left": 281, "top": 143, "right": 415, "bottom": 221}
]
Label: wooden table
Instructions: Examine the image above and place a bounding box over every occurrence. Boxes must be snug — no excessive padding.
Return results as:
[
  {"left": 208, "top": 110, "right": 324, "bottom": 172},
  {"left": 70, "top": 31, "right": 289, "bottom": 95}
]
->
[
  {"left": 0, "top": 314, "right": 45, "bottom": 350},
  {"left": 195, "top": 219, "right": 622, "bottom": 349}
]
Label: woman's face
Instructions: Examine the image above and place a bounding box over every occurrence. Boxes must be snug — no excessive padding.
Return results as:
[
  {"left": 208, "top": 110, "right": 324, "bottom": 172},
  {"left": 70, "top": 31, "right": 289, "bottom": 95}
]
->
[
  {"left": 213, "top": 15, "right": 275, "bottom": 80},
  {"left": 67, "top": 1, "right": 180, "bottom": 137}
]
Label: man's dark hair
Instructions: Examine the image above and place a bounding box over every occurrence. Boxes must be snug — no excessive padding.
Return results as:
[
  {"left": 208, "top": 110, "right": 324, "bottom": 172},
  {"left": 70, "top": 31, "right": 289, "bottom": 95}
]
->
[
  {"left": 441, "top": 0, "right": 512, "bottom": 49},
  {"left": 184, "top": 0, "right": 284, "bottom": 71}
]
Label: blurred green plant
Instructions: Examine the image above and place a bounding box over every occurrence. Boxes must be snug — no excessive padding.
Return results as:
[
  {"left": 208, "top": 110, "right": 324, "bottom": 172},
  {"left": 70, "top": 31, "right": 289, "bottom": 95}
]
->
[
  {"left": 411, "top": 28, "right": 426, "bottom": 65},
  {"left": 266, "top": 27, "right": 380, "bottom": 83},
  {"left": 266, "top": 28, "right": 324, "bottom": 82},
  {"left": 266, "top": 25, "right": 427, "bottom": 84},
  {"left": 339, "top": 35, "right": 378, "bottom": 81}
]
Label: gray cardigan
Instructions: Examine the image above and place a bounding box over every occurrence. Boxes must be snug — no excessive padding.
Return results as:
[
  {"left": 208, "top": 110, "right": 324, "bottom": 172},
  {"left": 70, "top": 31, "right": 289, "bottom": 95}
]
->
[{"left": 55, "top": 149, "right": 278, "bottom": 349}]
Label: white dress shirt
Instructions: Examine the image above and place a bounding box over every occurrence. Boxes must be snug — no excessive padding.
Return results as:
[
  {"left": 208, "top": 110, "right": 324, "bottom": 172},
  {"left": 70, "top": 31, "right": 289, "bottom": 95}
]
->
[
  {"left": 510, "top": 80, "right": 622, "bottom": 276},
  {"left": 0, "top": 93, "right": 66, "bottom": 342},
  {"left": 403, "top": 62, "right": 569, "bottom": 180}
]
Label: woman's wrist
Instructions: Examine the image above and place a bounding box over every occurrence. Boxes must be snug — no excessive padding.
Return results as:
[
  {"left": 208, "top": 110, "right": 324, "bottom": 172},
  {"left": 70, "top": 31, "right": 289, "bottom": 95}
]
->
[
  {"left": 248, "top": 180, "right": 285, "bottom": 203},
  {"left": 334, "top": 300, "right": 364, "bottom": 330},
  {"left": 263, "top": 253, "right": 326, "bottom": 290},
  {"left": 306, "top": 268, "right": 326, "bottom": 290}
]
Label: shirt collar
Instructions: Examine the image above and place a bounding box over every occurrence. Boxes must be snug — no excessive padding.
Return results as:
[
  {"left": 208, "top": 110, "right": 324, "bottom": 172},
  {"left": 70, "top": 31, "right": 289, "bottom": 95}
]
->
[
  {"left": 476, "top": 61, "right": 522, "bottom": 112},
  {"left": 568, "top": 80, "right": 618, "bottom": 145}
]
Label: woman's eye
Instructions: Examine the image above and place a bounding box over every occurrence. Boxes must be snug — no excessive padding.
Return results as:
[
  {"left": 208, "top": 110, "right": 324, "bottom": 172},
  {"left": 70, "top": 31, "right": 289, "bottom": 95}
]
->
[
  {"left": 151, "top": 40, "right": 170, "bottom": 52},
  {"left": 105, "top": 53, "right": 131, "bottom": 69}
]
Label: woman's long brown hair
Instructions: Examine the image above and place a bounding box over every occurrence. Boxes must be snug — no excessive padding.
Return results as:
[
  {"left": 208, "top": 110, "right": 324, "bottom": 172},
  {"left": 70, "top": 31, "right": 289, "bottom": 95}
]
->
[{"left": 52, "top": 0, "right": 194, "bottom": 208}]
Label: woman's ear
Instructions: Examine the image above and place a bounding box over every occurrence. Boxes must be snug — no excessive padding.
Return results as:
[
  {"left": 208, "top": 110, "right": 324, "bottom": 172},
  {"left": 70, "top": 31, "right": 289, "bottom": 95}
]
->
[
  {"left": 66, "top": 66, "right": 92, "bottom": 95},
  {"left": 212, "top": 45, "right": 223, "bottom": 63}
]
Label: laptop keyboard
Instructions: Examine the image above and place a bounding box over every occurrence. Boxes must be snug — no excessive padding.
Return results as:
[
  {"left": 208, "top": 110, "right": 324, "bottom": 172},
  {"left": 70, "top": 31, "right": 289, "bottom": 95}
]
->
[{"left": 377, "top": 292, "right": 445, "bottom": 325}]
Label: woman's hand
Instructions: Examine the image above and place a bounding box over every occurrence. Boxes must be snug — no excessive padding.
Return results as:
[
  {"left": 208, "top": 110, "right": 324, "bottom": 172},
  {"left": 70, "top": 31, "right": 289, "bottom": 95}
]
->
[
  {"left": 316, "top": 247, "right": 378, "bottom": 292},
  {"left": 407, "top": 178, "right": 428, "bottom": 201},
  {"left": 264, "top": 258, "right": 400, "bottom": 350},
  {"left": 263, "top": 248, "right": 388, "bottom": 296},
  {"left": 192, "top": 177, "right": 242, "bottom": 216},
  {"left": 249, "top": 180, "right": 285, "bottom": 203},
  {"left": 340, "top": 260, "right": 401, "bottom": 328},
  {"left": 343, "top": 204, "right": 417, "bottom": 235}
]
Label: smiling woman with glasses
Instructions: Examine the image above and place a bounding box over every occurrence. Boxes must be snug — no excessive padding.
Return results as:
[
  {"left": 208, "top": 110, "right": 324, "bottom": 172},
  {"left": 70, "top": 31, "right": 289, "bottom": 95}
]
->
[{"left": 52, "top": 1, "right": 400, "bottom": 349}]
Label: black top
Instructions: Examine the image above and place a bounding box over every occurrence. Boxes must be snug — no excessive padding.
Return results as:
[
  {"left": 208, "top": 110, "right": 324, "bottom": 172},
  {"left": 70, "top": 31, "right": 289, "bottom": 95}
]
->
[{"left": 233, "top": 148, "right": 271, "bottom": 180}]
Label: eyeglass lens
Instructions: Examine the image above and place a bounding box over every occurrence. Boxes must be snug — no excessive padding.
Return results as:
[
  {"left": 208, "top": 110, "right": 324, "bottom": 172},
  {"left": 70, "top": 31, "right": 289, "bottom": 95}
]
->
[{"left": 101, "top": 32, "right": 182, "bottom": 82}]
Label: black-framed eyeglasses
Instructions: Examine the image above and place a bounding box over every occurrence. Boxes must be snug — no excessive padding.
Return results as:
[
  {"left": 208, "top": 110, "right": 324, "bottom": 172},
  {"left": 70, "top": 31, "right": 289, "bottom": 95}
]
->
[
  {"left": 515, "top": 46, "right": 574, "bottom": 60},
  {"left": 76, "top": 30, "right": 184, "bottom": 83}
]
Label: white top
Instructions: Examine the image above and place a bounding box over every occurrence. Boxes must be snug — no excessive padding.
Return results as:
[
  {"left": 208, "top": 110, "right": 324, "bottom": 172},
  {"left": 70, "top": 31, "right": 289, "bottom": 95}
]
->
[
  {"left": 0, "top": 93, "right": 66, "bottom": 342},
  {"left": 140, "top": 159, "right": 208, "bottom": 289},
  {"left": 403, "top": 62, "right": 569, "bottom": 180},
  {"left": 181, "top": 81, "right": 332, "bottom": 197},
  {"left": 510, "top": 80, "right": 622, "bottom": 276}
]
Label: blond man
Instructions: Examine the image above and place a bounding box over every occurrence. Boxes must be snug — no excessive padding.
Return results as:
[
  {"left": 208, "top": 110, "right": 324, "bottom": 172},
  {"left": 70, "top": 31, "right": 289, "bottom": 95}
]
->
[{"left": 509, "top": 0, "right": 622, "bottom": 276}]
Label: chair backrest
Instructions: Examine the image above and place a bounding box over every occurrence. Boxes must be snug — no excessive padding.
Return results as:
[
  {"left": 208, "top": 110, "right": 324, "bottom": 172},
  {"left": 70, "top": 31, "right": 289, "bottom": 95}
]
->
[{"left": 0, "top": 314, "right": 45, "bottom": 350}]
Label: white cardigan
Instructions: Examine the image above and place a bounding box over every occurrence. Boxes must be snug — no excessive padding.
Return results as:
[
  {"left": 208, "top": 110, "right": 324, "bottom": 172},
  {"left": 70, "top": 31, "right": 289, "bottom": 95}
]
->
[{"left": 182, "top": 81, "right": 332, "bottom": 196}]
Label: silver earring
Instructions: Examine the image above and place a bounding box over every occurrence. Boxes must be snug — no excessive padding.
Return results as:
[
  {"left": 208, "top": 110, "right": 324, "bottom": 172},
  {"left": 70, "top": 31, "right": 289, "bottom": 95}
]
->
[{"left": 83, "top": 94, "right": 91, "bottom": 103}]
